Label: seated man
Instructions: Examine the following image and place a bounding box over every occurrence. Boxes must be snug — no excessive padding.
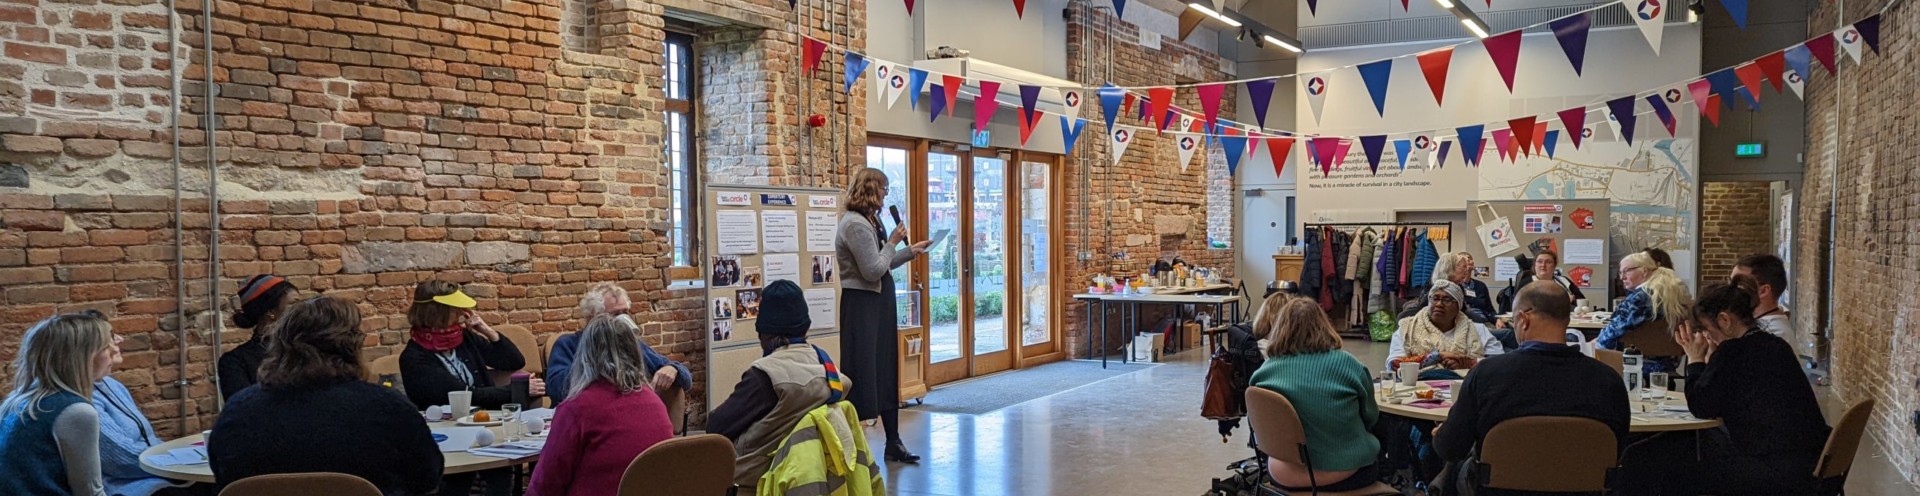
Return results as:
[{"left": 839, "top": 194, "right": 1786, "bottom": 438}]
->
[
  {"left": 1387, "top": 280, "right": 1503, "bottom": 374},
  {"left": 547, "top": 283, "right": 691, "bottom": 404},
  {"left": 708, "top": 280, "right": 845, "bottom": 491},
  {"left": 1434, "top": 281, "right": 1629, "bottom": 495}
]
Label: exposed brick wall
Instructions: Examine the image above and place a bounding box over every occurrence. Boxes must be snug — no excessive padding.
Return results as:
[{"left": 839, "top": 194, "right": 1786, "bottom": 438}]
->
[
  {"left": 1801, "top": 0, "right": 1920, "bottom": 484},
  {"left": 1061, "top": 0, "right": 1237, "bottom": 358},
  {"left": 1698, "top": 181, "right": 1773, "bottom": 279},
  {"left": 0, "top": 0, "right": 864, "bottom": 436}
]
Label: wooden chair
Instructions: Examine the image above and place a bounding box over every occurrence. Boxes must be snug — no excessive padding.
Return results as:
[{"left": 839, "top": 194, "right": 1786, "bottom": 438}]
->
[
  {"left": 219, "top": 472, "right": 382, "bottom": 496},
  {"left": 496, "top": 324, "right": 542, "bottom": 377},
  {"left": 1593, "top": 349, "right": 1624, "bottom": 375},
  {"left": 1244, "top": 388, "right": 1399, "bottom": 496},
  {"left": 1476, "top": 416, "right": 1618, "bottom": 493},
  {"left": 1618, "top": 318, "right": 1684, "bottom": 358},
  {"left": 1813, "top": 399, "right": 1877, "bottom": 494},
  {"left": 617, "top": 434, "right": 736, "bottom": 496},
  {"left": 660, "top": 387, "right": 687, "bottom": 435},
  {"left": 542, "top": 331, "right": 575, "bottom": 372}
]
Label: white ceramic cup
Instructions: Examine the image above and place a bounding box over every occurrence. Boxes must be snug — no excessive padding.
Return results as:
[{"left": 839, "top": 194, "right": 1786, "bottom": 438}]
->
[
  {"left": 1397, "top": 362, "right": 1419, "bottom": 387},
  {"left": 448, "top": 391, "right": 473, "bottom": 420}
]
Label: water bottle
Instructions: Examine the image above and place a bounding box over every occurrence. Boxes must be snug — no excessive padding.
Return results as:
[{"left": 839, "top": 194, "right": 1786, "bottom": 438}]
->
[{"left": 510, "top": 373, "right": 531, "bottom": 406}]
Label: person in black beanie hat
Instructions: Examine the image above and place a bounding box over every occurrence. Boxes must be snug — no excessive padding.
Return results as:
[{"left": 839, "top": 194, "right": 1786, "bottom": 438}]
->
[{"left": 707, "top": 280, "right": 851, "bottom": 489}]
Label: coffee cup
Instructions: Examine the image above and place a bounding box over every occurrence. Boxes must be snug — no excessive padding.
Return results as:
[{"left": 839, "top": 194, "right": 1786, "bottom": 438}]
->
[
  {"left": 448, "top": 391, "right": 473, "bottom": 420},
  {"left": 1397, "top": 362, "right": 1419, "bottom": 387}
]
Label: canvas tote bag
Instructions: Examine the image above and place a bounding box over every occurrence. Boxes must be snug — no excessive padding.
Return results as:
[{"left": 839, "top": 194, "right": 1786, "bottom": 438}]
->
[{"left": 1473, "top": 202, "right": 1521, "bottom": 257}]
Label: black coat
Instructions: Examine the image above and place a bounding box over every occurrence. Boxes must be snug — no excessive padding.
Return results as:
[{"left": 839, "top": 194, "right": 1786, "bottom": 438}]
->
[{"left": 399, "top": 330, "right": 527, "bottom": 410}]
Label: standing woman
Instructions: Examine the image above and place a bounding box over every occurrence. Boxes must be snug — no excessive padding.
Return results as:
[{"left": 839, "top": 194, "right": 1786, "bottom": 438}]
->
[
  {"left": 836, "top": 168, "right": 931, "bottom": 464},
  {"left": 1, "top": 311, "right": 119, "bottom": 496},
  {"left": 218, "top": 274, "right": 299, "bottom": 402}
]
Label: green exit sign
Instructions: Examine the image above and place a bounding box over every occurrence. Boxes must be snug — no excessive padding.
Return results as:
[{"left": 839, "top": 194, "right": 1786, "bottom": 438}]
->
[{"left": 1735, "top": 142, "right": 1767, "bottom": 158}]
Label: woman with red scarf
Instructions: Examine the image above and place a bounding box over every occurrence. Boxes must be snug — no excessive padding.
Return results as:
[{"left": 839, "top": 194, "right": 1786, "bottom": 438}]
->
[{"left": 399, "top": 280, "right": 541, "bottom": 411}]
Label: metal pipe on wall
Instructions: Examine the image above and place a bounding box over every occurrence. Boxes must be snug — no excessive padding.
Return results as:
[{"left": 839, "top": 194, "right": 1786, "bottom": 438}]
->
[
  {"left": 204, "top": 0, "right": 223, "bottom": 412},
  {"left": 168, "top": 0, "right": 188, "bottom": 431}
]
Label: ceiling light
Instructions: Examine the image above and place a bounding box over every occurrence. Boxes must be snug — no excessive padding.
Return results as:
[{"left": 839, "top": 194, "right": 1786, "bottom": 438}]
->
[
  {"left": 1188, "top": 3, "right": 1243, "bottom": 27},
  {"left": 1460, "top": 18, "right": 1489, "bottom": 39},
  {"left": 1434, "top": 0, "right": 1455, "bottom": 8},
  {"left": 1262, "top": 34, "right": 1302, "bottom": 53}
]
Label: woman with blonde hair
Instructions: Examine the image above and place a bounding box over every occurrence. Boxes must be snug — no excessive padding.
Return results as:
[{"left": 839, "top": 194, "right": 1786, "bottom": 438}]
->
[
  {"left": 527, "top": 315, "right": 675, "bottom": 496},
  {"left": 0, "top": 311, "right": 119, "bottom": 496},
  {"left": 835, "top": 167, "right": 930, "bottom": 463},
  {"left": 1249, "top": 298, "right": 1382, "bottom": 492},
  {"left": 1598, "top": 251, "right": 1691, "bottom": 373}
]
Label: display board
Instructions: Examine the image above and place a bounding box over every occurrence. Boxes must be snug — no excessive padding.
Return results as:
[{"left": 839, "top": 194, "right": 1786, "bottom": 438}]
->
[
  {"left": 1464, "top": 199, "right": 1612, "bottom": 308},
  {"left": 704, "top": 185, "right": 845, "bottom": 411}
]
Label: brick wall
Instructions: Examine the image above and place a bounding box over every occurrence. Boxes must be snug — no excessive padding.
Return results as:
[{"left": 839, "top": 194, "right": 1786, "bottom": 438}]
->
[
  {"left": 1061, "top": 0, "right": 1237, "bottom": 357},
  {"left": 1801, "top": 0, "right": 1920, "bottom": 484},
  {"left": 0, "top": 0, "right": 864, "bottom": 436},
  {"left": 1698, "top": 181, "right": 1773, "bottom": 279}
]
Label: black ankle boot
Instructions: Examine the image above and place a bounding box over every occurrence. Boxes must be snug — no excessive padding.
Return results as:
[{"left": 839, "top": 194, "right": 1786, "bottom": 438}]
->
[{"left": 885, "top": 441, "right": 921, "bottom": 464}]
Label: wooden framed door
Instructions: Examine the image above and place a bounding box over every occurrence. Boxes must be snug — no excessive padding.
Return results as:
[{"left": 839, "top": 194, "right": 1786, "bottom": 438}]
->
[{"left": 1012, "top": 151, "right": 1064, "bottom": 364}]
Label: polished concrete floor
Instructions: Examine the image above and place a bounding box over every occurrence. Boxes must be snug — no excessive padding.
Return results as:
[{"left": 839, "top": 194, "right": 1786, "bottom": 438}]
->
[{"left": 875, "top": 338, "right": 1918, "bottom": 495}]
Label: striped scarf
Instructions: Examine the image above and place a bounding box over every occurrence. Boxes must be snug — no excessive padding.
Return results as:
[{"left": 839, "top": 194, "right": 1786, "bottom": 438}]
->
[{"left": 801, "top": 339, "right": 847, "bottom": 404}]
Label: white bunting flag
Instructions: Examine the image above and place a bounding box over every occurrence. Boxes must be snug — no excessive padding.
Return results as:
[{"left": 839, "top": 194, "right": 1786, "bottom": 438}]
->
[
  {"left": 883, "top": 66, "right": 909, "bottom": 109},
  {"left": 1603, "top": 109, "right": 1623, "bottom": 143},
  {"left": 1784, "top": 69, "right": 1805, "bottom": 99},
  {"left": 1630, "top": 0, "right": 1665, "bottom": 55},
  {"left": 1062, "top": 89, "right": 1085, "bottom": 121},
  {"left": 1302, "top": 72, "right": 1330, "bottom": 125},
  {"left": 1427, "top": 137, "right": 1448, "bottom": 170},
  {"left": 1110, "top": 127, "right": 1135, "bottom": 166},
  {"left": 1836, "top": 25, "right": 1865, "bottom": 64},
  {"left": 871, "top": 64, "right": 890, "bottom": 98},
  {"left": 1176, "top": 133, "right": 1201, "bottom": 171},
  {"left": 1179, "top": 114, "right": 1197, "bottom": 133}
]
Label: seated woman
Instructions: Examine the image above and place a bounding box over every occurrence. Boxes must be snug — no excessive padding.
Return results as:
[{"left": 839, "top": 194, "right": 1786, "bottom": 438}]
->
[
  {"left": 209, "top": 296, "right": 442, "bottom": 494},
  {"left": 398, "top": 281, "right": 537, "bottom": 496},
  {"left": 1515, "top": 250, "right": 1584, "bottom": 303},
  {"left": 1, "top": 311, "right": 119, "bottom": 496},
  {"left": 708, "top": 280, "right": 847, "bottom": 492},
  {"left": 219, "top": 274, "right": 298, "bottom": 402},
  {"left": 527, "top": 313, "right": 676, "bottom": 496},
  {"left": 1432, "top": 252, "right": 1495, "bottom": 324},
  {"left": 1216, "top": 292, "right": 1285, "bottom": 442},
  {"left": 1387, "top": 280, "right": 1503, "bottom": 373},
  {"left": 1250, "top": 297, "right": 1381, "bottom": 492},
  {"left": 1597, "top": 251, "right": 1690, "bottom": 373},
  {"left": 96, "top": 374, "right": 199, "bottom": 496}
]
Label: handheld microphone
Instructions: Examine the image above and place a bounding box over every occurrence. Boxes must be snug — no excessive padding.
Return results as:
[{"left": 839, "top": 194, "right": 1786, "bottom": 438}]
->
[{"left": 888, "top": 205, "right": 904, "bottom": 227}]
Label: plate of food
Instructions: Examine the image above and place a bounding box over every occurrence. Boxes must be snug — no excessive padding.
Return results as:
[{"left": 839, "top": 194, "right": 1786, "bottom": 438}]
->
[{"left": 457, "top": 412, "right": 504, "bottom": 427}]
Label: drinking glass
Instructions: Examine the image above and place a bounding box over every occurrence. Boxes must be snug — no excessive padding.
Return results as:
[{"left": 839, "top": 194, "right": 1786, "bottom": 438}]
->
[
  {"left": 1649, "top": 372, "right": 1670, "bottom": 406},
  {"left": 501, "top": 403, "right": 523, "bottom": 441}
]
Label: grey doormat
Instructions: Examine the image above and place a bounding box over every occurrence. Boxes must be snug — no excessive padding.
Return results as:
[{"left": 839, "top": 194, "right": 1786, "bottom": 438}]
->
[{"left": 910, "top": 360, "right": 1159, "bottom": 415}]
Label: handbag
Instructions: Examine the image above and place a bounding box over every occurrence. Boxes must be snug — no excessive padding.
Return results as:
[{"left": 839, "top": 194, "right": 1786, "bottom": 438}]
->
[
  {"left": 1201, "top": 344, "right": 1239, "bottom": 421},
  {"left": 1473, "top": 202, "right": 1521, "bottom": 257}
]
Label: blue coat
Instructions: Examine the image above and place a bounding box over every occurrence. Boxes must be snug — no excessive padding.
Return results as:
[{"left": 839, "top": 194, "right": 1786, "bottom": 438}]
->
[{"left": 546, "top": 332, "right": 692, "bottom": 404}]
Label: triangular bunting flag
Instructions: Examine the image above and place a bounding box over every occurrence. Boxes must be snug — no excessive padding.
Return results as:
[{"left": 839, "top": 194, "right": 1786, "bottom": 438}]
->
[
  {"left": 1705, "top": 68, "right": 1753, "bottom": 109},
  {"left": 906, "top": 68, "right": 929, "bottom": 109},
  {"left": 1198, "top": 83, "right": 1226, "bottom": 128},
  {"left": 1436, "top": 140, "right": 1453, "bottom": 169},
  {"left": 1393, "top": 139, "right": 1412, "bottom": 171},
  {"left": 1755, "top": 51, "right": 1786, "bottom": 93},
  {"left": 1606, "top": 96, "right": 1638, "bottom": 143},
  {"left": 1703, "top": 95, "right": 1723, "bottom": 126},
  {"left": 802, "top": 37, "right": 827, "bottom": 73},
  {"left": 1856, "top": 15, "right": 1883, "bottom": 55},
  {"left": 904, "top": 0, "right": 916, "bottom": 15},
  {"left": 1543, "top": 130, "right": 1560, "bottom": 159},
  {"left": 1601, "top": 110, "right": 1622, "bottom": 142},
  {"left": 1733, "top": 63, "right": 1765, "bottom": 105},
  {"left": 1062, "top": 89, "right": 1085, "bottom": 120},
  {"left": 1482, "top": 30, "right": 1524, "bottom": 92},
  {"left": 1836, "top": 24, "right": 1866, "bottom": 64},
  {"left": 1806, "top": 33, "right": 1839, "bottom": 74},
  {"left": 1784, "top": 66, "right": 1806, "bottom": 100},
  {"left": 1631, "top": 0, "right": 1666, "bottom": 54},
  {"left": 1687, "top": 79, "right": 1716, "bottom": 118},
  {"left": 884, "top": 67, "right": 910, "bottom": 109},
  {"left": 1147, "top": 88, "right": 1174, "bottom": 131},
  {"left": 973, "top": 81, "right": 1001, "bottom": 132},
  {"left": 1310, "top": 137, "right": 1340, "bottom": 176},
  {"left": 1267, "top": 136, "right": 1295, "bottom": 177},
  {"left": 1060, "top": 117, "right": 1086, "bottom": 155},
  {"left": 1134, "top": 93, "right": 1148, "bottom": 120},
  {"left": 1012, "top": 0, "right": 1027, "bottom": 18},
  {"left": 1112, "top": 0, "right": 1127, "bottom": 19},
  {"left": 1416, "top": 48, "right": 1453, "bottom": 107},
  {"left": 1402, "top": 0, "right": 1410, "bottom": 11},
  {"left": 1783, "top": 43, "right": 1814, "bottom": 84},
  {"left": 1718, "top": 0, "right": 1749, "bottom": 30},
  {"left": 1457, "top": 125, "right": 1485, "bottom": 166},
  {"left": 1360, "top": 135, "right": 1388, "bottom": 175},
  {"left": 1645, "top": 94, "right": 1676, "bottom": 138},
  {"left": 927, "top": 83, "right": 947, "bottom": 122},
  {"left": 1557, "top": 107, "right": 1587, "bottom": 150},
  {"left": 843, "top": 52, "right": 870, "bottom": 93},
  {"left": 1097, "top": 85, "right": 1124, "bottom": 131},
  {"left": 1492, "top": 128, "right": 1514, "bottom": 163},
  {"left": 1246, "top": 128, "right": 1264, "bottom": 156},
  {"left": 1303, "top": 72, "right": 1330, "bottom": 124},
  {"left": 1109, "top": 127, "right": 1134, "bottom": 166},
  {"left": 1331, "top": 139, "right": 1353, "bottom": 172},
  {"left": 1160, "top": 108, "right": 1179, "bottom": 133},
  {"left": 1018, "top": 85, "right": 1042, "bottom": 125},
  {"left": 1531, "top": 125, "right": 1547, "bottom": 157},
  {"left": 1221, "top": 133, "right": 1247, "bottom": 174},
  {"left": 1018, "top": 106, "right": 1039, "bottom": 145},
  {"left": 1246, "top": 79, "right": 1277, "bottom": 128},
  {"left": 1357, "top": 59, "right": 1394, "bottom": 116},
  {"left": 1180, "top": 114, "right": 1197, "bottom": 134},
  {"left": 1302, "top": 135, "right": 1317, "bottom": 166},
  {"left": 1550, "top": 13, "right": 1592, "bottom": 75},
  {"left": 941, "top": 75, "right": 963, "bottom": 116},
  {"left": 871, "top": 65, "right": 890, "bottom": 101},
  {"left": 1307, "top": 0, "right": 1317, "bottom": 15},
  {"left": 1507, "top": 116, "right": 1537, "bottom": 157},
  {"left": 1178, "top": 9, "right": 1206, "bottom": 41},
  {"left": 1176, "top": 133, "right": 1201, "bottom": 172}
]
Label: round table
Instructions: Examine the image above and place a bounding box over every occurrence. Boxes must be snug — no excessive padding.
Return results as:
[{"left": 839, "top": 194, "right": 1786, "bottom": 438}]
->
[
  {"left": 1377, "top": 387, "right": 1722, "bottom": 433},
  {"left": 138, "top": 419, "right": 538, "bottom": 483}
]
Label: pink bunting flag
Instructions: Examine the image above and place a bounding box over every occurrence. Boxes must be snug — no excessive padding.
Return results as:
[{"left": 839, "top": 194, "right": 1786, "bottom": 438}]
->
[
  {"left": 904, "top": 0, "right": 916, "bottom": 14},
  {"left": 1330, "top": 139, "right": 1352, "bottom": 171},
  {"left": 973, "top": 81, "right": 1001, "bottom": 133},
  {"left": 1197, "top": 84, "right": 1225, "bottom": 128},
  {"left": 1416, "top": 48, "right": 1453, "bottom": 107},
  {"left": 1481, "top": 30, "right": 1524, "bottom": 92},
  {"left": 802, "top": 37, "right": 827, "bottom": 73},
  {"left": 1148, "top": 88, "right": 1173, "bottom": 132},
  {"left": 1311, "top": 137, "right": 1341, "bottom": 176},
  {"left": 1687, "top": 80, "right": 1717, "bottom": 122},
  {"left": 941, "top": 75, "right": 964, "bottom": 116},
  {"left": 1492, "top": 128, "right": 1514, "bottom": 163},
  {"left": 1556, "top": 107, "right": 1587, "bottom": 150}
]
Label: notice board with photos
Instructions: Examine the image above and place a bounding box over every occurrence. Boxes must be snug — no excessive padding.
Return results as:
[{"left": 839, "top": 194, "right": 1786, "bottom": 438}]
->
[
  {"left": 1464, "top": 199, "right": 1612, "bottom": 308},
  {"left": 703, "top": 185, "right": 845, "bottom": 411}
]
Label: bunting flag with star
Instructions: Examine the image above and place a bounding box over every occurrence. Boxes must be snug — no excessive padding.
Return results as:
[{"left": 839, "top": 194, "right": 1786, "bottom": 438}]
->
[
  {"left": 1605, "top": 96, "right": 1638, "bottom": 144},
  {"left": 1097, "top": 85, "right": 1124, "bottom": 131},
  {"left": 1543, "top": 130, "right": 1560, "bottom": 159},
  {"left": 1358, "top": 59, "right": 1394, "bottom": 117},
  {"left": 1645, "top": 93, "right": 1676, "bottom": 138},
  {"left": 941, "top": 75, "right": 963, "bottom": 116},
  {"left": 1267, "top": 135, "right": 1295, "bottom": 177},
  {"left": 1508, "top": 116, "right": 1537, "bottom": 158},
  {"left": 1550, "top": 13, "right": 1592, "bottom": 75},
  {"left": 1836, "top": 22, "right": 1868, "bottom": 64},
  {"left": 884, "top": 66, "right": 909, "bottom": 109},
  {"left": 1457, "top": 124, "right": 1485, "bottom": 167},
  {"left": 973, "top": 81, "right": 1001, "bottom": 133},
  {"left": 1783, "top": 66, "right": 1806, "bottom": 100},
  {"left": 1806, "top": 33, "right": 1839, "bottom": 73},
  {"left": 1062, "top": 89, "right": 1085, "bottom": 120},
  {"left": 1198, "top": 83, "right": 1226, "bottom": 129},
  {"left": 1393, "top": 138, "right": 1413, "bottom": 171},
  {"left": 1303, "top": 72, "right": 1331, "bottom": 124},
  {"left": 803, "top": 37, "right": 827, "bottom": 73},
  {"left": 1492, "top": 128, "right": 1514, "bottom": 163},
  {"left": 1176, "top": 133, "right": 1201, "bottom": 172},
  {"left": 1557, "top": 107, "right": 1587, "bottom": 150},
  {"left": 927, "top": 83, "right": 948, "bottom": 122},
  {"left": 1247, "top": 79, "right": 1277, "bottom": 128},
  {"left": 1360, "top": 135, "right": 1388, "bottom": 175},
  {"left": 1109, "top": 127, "right": 1134, "bottom": 166},
  {"left": 843, "top": 52, "right": 870, "bottom": 93},
  {"left": 1060, "top": 116, "right": 1087, "bottom": 155},
  {"left": 1483, "top": 29, "right": 1524, "bottom": 92},
  {"left": 1631, "top": 0, "right": 1666, "bottom": 54},
  {"left": 1783, "top": 44, "right": 1814, "bottom": 92},
  {"left": 906, "top": 68, "right": 929, "bottom": 109},
  {"left": 1417, "top": 47, "right": 1453, "bottom": 107},
  {"left": 871, "top": 64, "right": 891, "bottom": 100}
]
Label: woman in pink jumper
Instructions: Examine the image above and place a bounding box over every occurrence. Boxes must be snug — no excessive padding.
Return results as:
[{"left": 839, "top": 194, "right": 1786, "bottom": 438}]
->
[{"left": 527, "top": 314, "right": 675, "bottom": 496}]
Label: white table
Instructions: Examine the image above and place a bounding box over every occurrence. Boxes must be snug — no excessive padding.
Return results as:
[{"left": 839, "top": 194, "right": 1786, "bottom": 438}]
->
[
  {"left": 1378, "top": 385, "right": 1722, "bottom": 433},
  {"left": 1073, "top": 292, "right": 1242, "bottom": 367},
  {"left": 139, "top": 418, "right": 538, "bottom": 483}
]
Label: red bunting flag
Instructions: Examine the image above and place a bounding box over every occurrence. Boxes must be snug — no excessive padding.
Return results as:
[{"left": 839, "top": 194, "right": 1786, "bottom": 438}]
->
[
  {"left": 1268, "top": 136, "right": 1295, "bottom": 177},
  {"left": 1122, "top": 93, "right": 1136, "bottom": 119},
  {"left": 1508, "top": 116, "right": 1537, "bottom": 158},
  {"left": 802, "top": 37, "right": 827, "bottom": 73},
  {"left": 1806, "top": 33, "right": 1839, "bottom": 73},
  {"left": 1018, "top": 109, "right": 1038, "bottom": 145},
  {"left": 941, "top": 75, "right": 965, "bottom": 116},
  {"left": 1754, "top": 51, "right": 1787, "bottom": 93},
  {"left": 1012, "top": 0, "right": 1026, "bottom": 18},
  {"left": 1557, "top": 107, "right": 1587, "bottom": 150},
  {"left": 1148, "top": 88, "right": 1173, "bottom": 132},
  {"left": 1703, "top": 95, "right": 1723, "bottom": 127},
  {"left": 1482, "top": 30, "right": 1524, "bottom": 92},
  {"left": 1733, "top": 63, "right": 1766, "bottom": 104},
  {"left": 1532, "top": 126, "right": 1547, "bottom": 156},
  {"left": 1417, "top": 48, "right": 1453, "bottom": 107}
]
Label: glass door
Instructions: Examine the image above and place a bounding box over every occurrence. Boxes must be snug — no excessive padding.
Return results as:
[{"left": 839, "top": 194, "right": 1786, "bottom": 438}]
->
[
  {"left": 925, "top": 148, "right": 966, "bottom": 384},
  {"left": 968, "top": 152, "right": 1014, "bottom": 374},
  {"left": 1016, "top": 154, "right": 1060, "bottom": 359}
]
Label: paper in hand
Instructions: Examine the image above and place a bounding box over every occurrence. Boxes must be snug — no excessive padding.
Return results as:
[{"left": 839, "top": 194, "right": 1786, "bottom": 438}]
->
[{"left": 927, "top": 229, "right": 952, "bottom": 249}]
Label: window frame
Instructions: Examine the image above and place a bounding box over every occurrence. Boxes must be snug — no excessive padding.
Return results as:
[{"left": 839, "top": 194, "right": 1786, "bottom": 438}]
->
[{"left": 665, "top": 31, "right": 700, "bottom": 271}]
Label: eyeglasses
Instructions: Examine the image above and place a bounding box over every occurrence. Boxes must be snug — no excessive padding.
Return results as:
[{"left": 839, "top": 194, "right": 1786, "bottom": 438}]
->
[{"left": 1430, "top": 295, "right": 1459, "bottom": 306}]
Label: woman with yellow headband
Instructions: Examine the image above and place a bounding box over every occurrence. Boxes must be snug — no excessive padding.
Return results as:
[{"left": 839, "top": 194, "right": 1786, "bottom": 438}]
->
[{"left": 399, "top": 281, "right": 536, "bottom": 496}]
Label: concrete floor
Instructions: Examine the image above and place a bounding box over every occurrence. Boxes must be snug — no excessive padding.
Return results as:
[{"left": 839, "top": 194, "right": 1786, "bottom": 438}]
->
[{"left": 876, "top": 338, "right": 1918, "bottom": 495}]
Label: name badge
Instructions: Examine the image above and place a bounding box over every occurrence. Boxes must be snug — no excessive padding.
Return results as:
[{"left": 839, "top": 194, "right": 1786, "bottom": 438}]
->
[{"left": 1466, "top": 289, "right": 1478, "bottom": 297}]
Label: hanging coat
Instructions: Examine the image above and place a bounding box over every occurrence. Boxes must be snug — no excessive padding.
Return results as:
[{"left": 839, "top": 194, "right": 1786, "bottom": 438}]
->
[
  {"left": 1328, "top": 230, "right": 1353, "bottom": 306},
  {"left": 1411, "top": 232, "right": 1440, "bottom": 294},
  {"left": 1300, "top": 228, "right": 1324, "bottom": 303},
  {"left": 1378, "top": 229, "right": 1401, "bottom": 296}
]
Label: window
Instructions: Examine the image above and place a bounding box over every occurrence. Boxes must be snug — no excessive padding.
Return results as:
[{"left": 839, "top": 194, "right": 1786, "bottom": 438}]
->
[{"left": 665, "top": 33, "right": 697, "bottom": 267}]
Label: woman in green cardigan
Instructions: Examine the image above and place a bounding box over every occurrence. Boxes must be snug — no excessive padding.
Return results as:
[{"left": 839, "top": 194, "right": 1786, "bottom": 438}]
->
[{"left": 1250, "top": 297, "right": 1383, "bottom": 492}]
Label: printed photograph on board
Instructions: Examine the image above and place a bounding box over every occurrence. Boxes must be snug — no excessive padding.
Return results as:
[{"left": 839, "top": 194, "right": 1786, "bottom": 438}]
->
[
  {"left": 712, "top": 297, "right": 735, "bottom": 320},
  {"left": 711, "top": 256, "right": 742, "bottom": 287},
  {"left": 742, "top": 266, "right": 764, "bottom": 288},
  {"left": 712, "top": 320, "right": 733, "bottom": 341},
  {"left": 811, "top": 255, "right": 836, "bottom": 284},
  {"left": 736, "top": 289, "right": 762, "bottom": 320}
]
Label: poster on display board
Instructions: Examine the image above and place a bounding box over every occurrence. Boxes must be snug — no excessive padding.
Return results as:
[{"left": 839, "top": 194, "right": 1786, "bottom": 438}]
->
[
  {"left": 705, "top": 185, "right": 845, "bottom": 412},
  {"left": 1466, "top": 199, "right": 1612, "bottom": 304}
]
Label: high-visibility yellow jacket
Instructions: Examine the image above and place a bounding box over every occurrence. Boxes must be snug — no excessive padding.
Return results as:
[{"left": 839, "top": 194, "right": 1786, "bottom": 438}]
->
[{"left": 756, "top": 401, "right": 885, "bottom": 496}]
